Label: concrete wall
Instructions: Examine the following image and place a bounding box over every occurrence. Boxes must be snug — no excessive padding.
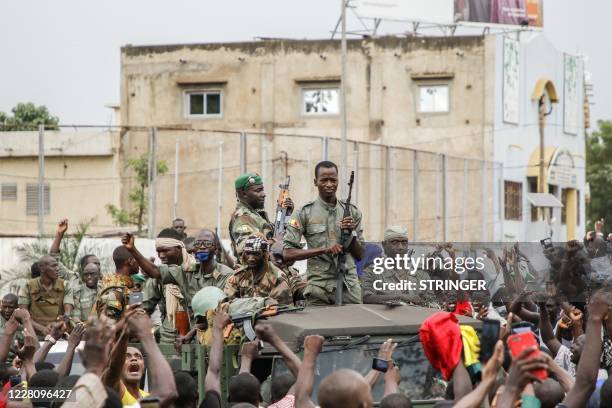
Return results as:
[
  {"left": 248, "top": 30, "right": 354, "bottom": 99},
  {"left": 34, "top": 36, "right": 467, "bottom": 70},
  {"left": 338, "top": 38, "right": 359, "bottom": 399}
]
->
[
  {"left": 0, "top": 131, "right": 122, "bottom": 235},
  {"left": 492, "top": 33, "right": 587, "bottom": 242},
  {"left": 119, "top": 37, "right": 497, "bottom": 242}
]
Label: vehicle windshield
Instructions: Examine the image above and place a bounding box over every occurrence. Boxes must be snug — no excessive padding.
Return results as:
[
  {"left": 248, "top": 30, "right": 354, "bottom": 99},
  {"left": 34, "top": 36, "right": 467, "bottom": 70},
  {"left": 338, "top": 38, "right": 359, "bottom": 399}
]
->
[{"left": 272, "top": 340, "right": 446, "bottom": 401}]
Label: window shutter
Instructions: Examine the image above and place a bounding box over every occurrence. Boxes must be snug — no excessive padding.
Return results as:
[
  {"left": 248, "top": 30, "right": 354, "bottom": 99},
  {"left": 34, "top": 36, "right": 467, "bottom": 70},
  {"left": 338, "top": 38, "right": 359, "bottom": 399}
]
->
[
  {"left": 1, "top": 183, "right": 17, "bottom": 200},
  {"left": 26, "top": 183, "right": 50, "bottom": 215}
]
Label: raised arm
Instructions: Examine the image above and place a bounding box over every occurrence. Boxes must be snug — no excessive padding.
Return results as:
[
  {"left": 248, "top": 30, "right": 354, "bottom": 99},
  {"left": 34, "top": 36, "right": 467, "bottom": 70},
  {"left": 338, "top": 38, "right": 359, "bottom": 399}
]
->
[
  {"left": 454, "top": 341, "right": 504, "bottom": 408},
  {"left": 562, "top": 290, "right": 609, "bottom": 408},
  {"left": 295, "top": 335, "right": 323, "bottom": 408},
  {"left": 17, "top": 329, "right": 38, "bottom": 382},
  {"left": 205, "top": 304, "right": 231, "bottom": 394},
  {"left": 122, "top": 233, "right": 161, "bottom": 279},
  {"left": 255, "top": 324, "right": 301, "bottom": 378},
  {"left": 382, "top": 364, "right": 401, "bottom": 397},
  {"left": 239, "top": 341, "right": 260, "bottom": 374},
  {"left": 364, "top": 339, "right": 397, "bottom": 388},
  {"left": 55, "top": 322, "right": 85, "bottom": 377},
  {"left": 49, "top": 219, "right": 68, "bottom": 256},
  {"left": 33, "top": 320, "right": 66, "bottom": 364},
  {"left": 102, "top": 320, "right": 129, "bottom": 392},
  {"left": 128, "top": 310, "right": 177, "bottom": 407},
  {"left": 0, "top": 316, "right": 20, "bottom": 363},
  {"left": 536, "top": 296, "right": 562, "bottom": 357}
]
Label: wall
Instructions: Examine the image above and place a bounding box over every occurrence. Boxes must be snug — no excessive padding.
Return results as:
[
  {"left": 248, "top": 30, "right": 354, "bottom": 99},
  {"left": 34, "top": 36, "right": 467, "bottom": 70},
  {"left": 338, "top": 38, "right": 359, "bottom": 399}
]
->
[
  {"left": 492, "top": 33, "right": 586, "bottom": 242},
  {"left": 0, "top": 131, "right": 122, "bottom": 235}
]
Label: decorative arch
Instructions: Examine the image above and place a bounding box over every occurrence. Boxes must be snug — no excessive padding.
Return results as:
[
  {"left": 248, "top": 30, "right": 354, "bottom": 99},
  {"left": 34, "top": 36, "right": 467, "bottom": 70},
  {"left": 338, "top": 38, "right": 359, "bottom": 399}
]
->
[{"left": 531, "top": 78, "right": 559, "bottom": 103}]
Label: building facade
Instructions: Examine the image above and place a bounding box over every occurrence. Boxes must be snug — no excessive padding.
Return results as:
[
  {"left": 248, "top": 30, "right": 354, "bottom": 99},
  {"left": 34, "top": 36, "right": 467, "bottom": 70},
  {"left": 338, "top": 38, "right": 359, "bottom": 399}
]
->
[
  {"left": 119, "top": 34, "right": 585, "bottom": 242},
  {"left": 0, "top": 131, "right": 122, "bottom": 236}
]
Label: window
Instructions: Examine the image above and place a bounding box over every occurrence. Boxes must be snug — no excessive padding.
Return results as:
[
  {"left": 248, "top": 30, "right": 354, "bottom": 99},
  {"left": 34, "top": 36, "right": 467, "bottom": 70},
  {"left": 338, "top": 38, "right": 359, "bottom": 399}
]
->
[
  {"left": 302, "top": 87, "right": 339, "bottom": 115},
  {"left": 504, "top": 181, "right": 522, "bottom": 221},
  {"left": 185, "top": 91, "right": 222, "bottom": 117},
  {"left": 1, "top": 183, "right": 17, "bottom": 201},
  {"left": 26, "top": 183, "right": 50, "bottom": 215},
  {"left": 527, "top": 177, "right": 538, "bottom": 222},
  {"left": 561, "top": 189, "right": 568, "bottom": 225},
  {"left": 418, "top": 85, "right": 449, "bottom": 113}
]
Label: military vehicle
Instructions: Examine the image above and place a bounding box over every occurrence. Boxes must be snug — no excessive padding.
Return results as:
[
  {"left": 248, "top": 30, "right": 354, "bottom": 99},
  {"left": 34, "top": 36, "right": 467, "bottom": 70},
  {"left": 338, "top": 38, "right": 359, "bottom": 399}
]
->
[{"left": 172, "top": 304, "right": 481, "bottom": 407}]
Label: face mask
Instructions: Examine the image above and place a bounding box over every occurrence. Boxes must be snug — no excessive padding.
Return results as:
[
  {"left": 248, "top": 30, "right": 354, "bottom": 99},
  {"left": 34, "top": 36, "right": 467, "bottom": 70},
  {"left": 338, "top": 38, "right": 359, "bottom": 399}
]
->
[{"left": 195, "top": 252, "right": 210, "bottom": 262}]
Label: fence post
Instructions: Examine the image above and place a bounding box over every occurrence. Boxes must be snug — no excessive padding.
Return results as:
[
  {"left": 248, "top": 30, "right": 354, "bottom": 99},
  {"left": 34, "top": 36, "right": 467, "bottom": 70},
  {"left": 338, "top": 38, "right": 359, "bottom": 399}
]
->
[
  {"left": 442, "top": 154, "right": 448, "bottom": 242},
  {"left": 353, "top": 142, "right": 359, "bottom": 207},
  {"left": 321, "top": 137, "right": 329, "bottom": 161},
  {"left": 481, "top": 160, "right": 488, "bottom": 242},
  {"left": 37, "top": 124, "right": 45, "bottom": 237},
  {"left": 217, "top": 141, "right": 223, "bottom": 239},
  {"left": 240, "top": 132, "right": 247, "bottom": 174},
  {"left": 147, "top": 127, "right": 157, "bottom": 239},
  {"left": 412, "top": 151, "right": 418, "bottom": 241}
]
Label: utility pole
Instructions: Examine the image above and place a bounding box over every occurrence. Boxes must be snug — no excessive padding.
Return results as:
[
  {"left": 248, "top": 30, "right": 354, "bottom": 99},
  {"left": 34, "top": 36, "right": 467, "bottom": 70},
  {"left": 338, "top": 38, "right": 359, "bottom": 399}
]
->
[
  {"left": 37, "top": 124, "right": 45, "bottom": 237},
  {"left": 147, "top": 128, "right": 157, "bottom": 239},
  {"left": 173, "top": 138, "right": 179, "bottom": 219},
  {"left": 217, "top": 141, "right": 223, "bottom": 238},
  {"left": 340, "top": 0, "right": 348, "bottom": 196}
]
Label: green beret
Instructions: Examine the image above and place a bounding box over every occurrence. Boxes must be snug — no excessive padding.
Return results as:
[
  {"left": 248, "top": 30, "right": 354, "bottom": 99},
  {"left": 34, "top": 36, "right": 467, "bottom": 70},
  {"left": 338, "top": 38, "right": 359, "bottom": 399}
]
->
[
  {"left": 131, "top": 273, "right": 146, "bottom": 283},
  {"left": 235, "top": 173, "right": 263, "bottom": 190}
]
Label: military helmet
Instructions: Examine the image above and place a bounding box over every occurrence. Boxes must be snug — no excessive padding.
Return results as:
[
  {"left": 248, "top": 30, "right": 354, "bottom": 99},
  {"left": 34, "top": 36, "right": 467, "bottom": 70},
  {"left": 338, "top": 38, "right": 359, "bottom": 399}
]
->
[{"left": 191, "top": 286, "right": 226, "bottom": 317}]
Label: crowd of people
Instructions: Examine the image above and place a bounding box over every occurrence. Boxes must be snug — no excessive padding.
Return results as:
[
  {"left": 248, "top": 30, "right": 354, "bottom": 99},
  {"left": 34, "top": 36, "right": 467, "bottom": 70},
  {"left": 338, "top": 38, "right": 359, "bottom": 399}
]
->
[{"left": 0, "top": 159, "right": 611, "bottom": 408}]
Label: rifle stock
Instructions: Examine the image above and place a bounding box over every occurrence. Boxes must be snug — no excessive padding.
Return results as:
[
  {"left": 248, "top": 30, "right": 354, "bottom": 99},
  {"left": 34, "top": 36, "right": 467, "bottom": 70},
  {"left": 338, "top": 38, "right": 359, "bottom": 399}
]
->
[{"left": 273, "top": 175, "right": 291, "bottom": 238}]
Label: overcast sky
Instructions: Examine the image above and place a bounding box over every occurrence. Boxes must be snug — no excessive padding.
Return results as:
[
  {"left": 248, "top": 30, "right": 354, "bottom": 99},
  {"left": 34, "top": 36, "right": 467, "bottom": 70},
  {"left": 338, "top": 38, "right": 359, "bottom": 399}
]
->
[{"left": 0, "top": 0, "right": 609, "bottom": 127}]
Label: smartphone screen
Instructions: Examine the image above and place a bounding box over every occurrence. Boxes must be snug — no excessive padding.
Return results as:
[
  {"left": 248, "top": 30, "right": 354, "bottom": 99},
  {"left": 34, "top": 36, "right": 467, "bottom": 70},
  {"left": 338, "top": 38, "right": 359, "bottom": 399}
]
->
[
  {"left": 129, "top": 292, "right": 143, "bottom": 305},
  {"left": 372, "top": 357, "right": 389, "bottom": 373},
  {"left": 480, "top": 319, "right": 500, "bottom": 363}
]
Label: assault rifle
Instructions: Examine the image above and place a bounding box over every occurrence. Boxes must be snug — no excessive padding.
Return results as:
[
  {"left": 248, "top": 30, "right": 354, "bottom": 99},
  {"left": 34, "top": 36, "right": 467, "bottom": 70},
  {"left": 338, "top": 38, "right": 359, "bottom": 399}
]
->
[
  {"left": 273, "top": 175, "right": 291, "bottom": 239},
  {"left": 336, "top": 171, "right": 355, "bottom": 306},
  {"left": 224, "top": 304, "right": 304, "bottom": 341}
]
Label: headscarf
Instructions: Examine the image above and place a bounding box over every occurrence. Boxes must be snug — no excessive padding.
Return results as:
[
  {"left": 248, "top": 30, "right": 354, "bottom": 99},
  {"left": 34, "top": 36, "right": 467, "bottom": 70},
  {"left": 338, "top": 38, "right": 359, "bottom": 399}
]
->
[{"left": 155, "top": 237, "right": 195, "bottom": 271}]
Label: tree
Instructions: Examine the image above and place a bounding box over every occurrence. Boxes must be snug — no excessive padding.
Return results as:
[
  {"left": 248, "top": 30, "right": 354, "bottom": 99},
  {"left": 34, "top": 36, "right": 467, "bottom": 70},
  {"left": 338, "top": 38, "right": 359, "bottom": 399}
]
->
[
  {"left": 0, "top": 102, "right": 59, "bottom": 130},
  {"left": 586, "top": 120, "right": 612, "bottom": 228},
  {"left": 106, "top": 154, "right": 168, "bottom": 234}
]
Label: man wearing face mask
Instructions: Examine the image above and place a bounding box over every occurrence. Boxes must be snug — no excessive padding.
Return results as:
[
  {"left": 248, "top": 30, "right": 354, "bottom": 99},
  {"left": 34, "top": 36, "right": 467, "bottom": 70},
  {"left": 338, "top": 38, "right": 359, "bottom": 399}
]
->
[
  {"left": 191, "top": 229, "right": 233, "bottom": 291},
  {"left": 361, "top": 226, "right": 430, "bottom": 306},
  {"left": 225, "top": 234, "right": 294, "bottom": 305}
]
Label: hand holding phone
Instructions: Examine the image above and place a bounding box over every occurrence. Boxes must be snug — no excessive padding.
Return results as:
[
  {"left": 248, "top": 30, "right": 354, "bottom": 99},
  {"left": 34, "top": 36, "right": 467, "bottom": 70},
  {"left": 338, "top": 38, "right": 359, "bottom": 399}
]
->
[
  {"left": 372, "top": 357, "right": 389, "bottom": 373},
  {"left": 480, "top": 319, "right": 501, "bottom": 363},
  {"left": 507, "top": 332, "right": 548, "bottom": 381}
]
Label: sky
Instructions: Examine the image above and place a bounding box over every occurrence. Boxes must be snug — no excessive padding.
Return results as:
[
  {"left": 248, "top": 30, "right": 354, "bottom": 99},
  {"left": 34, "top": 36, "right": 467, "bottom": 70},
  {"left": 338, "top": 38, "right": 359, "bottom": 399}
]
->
[{"left": 0, "top": 0, "right": 609, "bottom": 128}]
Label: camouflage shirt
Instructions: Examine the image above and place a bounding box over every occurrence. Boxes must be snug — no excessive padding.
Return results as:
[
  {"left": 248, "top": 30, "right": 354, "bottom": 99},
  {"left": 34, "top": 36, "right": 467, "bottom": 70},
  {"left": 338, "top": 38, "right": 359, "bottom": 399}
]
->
[
  {"left": 224, "top": 262, "right": 293, "bottom": 305},
  {"left": 64, "top": 278, "right": 100, "bottom": 320},
  {"left": 283, "top": 197, "right": 364, "bottom": 304},
  {"left": 94, "top": 274, "right": 133, "bottom": 321},
  {"left": 229, "top": 201, "right": 273, "bottom": 257},
  {"left": 0, "top": 316, "right": 24, "bottom": 363},
  {"left": 361, "top": 256, "right": 431, "bottom": 304}
]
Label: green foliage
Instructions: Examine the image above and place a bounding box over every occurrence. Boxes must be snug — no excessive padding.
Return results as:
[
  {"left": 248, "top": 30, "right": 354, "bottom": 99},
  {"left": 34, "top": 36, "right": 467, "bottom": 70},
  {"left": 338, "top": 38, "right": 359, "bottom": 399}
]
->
[
  {"left": 586, "top": 120, "right": 612, "bottom": 228},
  {"left": 106, "top": 154, "right": 168, "bottom": 233},
  {"left": 0, "top": 102, "right": 59, "bottom": 130}
]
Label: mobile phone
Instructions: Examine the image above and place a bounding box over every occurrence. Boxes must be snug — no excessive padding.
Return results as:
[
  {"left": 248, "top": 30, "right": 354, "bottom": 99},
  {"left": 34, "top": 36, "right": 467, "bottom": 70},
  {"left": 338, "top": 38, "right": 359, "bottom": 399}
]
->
[
  {"left": 540, "top": 238, "right": 553, "bottom": 250},
  {"left": 507, "top": 332, "right": 548, "bottom": 380},
  {"left": 9, "top": 375, "right": 21, "bottom": 387},
  {"left": 372, "top": 357, "right": 389, "bottom": 373},
  {"left": 129, "top": 292, "right": 143, "bottom": 306},
  {"left": 480, "top": 319, "right": 500, "bottom": 363},
  {"left": 511, "top": 321, "right": 536, "bottom": 335},
  {"left": 139, "top": 396, "right": 161, "bottom": 408}
]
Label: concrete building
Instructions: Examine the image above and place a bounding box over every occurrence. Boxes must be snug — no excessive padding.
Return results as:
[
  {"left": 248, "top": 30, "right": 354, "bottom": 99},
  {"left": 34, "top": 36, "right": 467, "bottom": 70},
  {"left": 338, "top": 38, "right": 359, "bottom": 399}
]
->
[
  {"left": 0, "top": 131, "right": 122, "bottom": 236},
  {"left": 119, "top": 33, "right": 585, "bottom": 242}
]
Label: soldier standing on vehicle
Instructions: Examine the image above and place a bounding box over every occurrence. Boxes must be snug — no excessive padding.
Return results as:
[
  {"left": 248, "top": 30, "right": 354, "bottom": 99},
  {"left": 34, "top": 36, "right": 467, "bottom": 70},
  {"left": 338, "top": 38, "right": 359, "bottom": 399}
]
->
[
  {"left": 225, "top": 234, "right": 294, "bottom": 304},
  {"left": 229, "top": 173, "right": 293, "bottom": 257},
  {"left": 362, "top": 226, "right": 430, "bottom": 306},
  {"left": 282, "top": 161, "right": 364, "bottom": 306}
]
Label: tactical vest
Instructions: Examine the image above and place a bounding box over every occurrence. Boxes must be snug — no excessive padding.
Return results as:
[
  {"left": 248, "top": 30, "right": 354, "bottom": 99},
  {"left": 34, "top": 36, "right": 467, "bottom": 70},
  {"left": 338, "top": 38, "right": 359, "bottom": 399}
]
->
[{"left": 27, "top": 278, "right": 64, "bottom": 328}]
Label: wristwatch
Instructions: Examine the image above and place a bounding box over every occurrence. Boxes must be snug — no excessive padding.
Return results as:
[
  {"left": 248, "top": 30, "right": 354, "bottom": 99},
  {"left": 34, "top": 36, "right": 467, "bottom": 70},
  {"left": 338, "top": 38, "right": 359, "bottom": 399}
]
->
[{"left": 44, "top": 335, "right": 56, "bottom": 345}]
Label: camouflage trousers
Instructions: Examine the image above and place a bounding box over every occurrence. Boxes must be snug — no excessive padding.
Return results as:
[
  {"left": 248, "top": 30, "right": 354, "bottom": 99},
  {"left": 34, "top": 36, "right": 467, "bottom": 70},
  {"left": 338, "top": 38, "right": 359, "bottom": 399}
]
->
[{"left": 304, "top": 281, "right": 362, "bottom": 306}]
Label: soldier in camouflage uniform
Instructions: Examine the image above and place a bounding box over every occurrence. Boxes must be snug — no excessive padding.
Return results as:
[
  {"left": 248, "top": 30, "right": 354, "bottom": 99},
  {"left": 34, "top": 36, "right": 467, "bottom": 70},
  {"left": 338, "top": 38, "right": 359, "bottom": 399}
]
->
[
  {"left": 283, "top": 161, "right": 364, "bottom": 306},
  {"left": 362, "top": 226, "right": 431, "bottom": 305},
  {"left": 225, "top": 235, "right": 294, "bottom": 305},
  {"left": 63, "top": 262, "right": 101, "bottom": 321},
  {"left": 0, "top": 294, "right": 35, "bottom": 363},
  {"left": 94, "top": 246, "right": 140, "bottom": 322},
  {"left": 49, "top": 219, "right": 102, "bottom": 281},
  {"left": 229, "top": 173, "right": 293, "bottom": 257}
]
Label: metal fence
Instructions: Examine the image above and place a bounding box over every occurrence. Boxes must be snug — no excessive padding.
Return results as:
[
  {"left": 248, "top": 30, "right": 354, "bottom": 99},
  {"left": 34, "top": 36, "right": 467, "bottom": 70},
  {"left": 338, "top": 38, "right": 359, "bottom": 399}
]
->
[{"left": 0, "top": 125, "right": 503, "bottom": 242}]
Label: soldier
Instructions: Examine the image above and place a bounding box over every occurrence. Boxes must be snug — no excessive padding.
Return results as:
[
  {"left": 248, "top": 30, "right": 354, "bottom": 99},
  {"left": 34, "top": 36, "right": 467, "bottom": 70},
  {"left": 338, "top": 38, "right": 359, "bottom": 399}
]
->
[
  {"left": 63, "top": 262, "right": 101, "bottom": 321},
  {"left": 172, "top": 218, "right": 188, "bottom": 240},
  {"left": 95, "top": 245, "right": 140, "bottom": 322},
  {"left": 0, "top": 295, "right": 36, "bottom": 363},
  {"left": 283, "top": 161, "right": 364, "bottom": 306},
  {"left": 225, "top": 234, "right": 294, "bottom": 304},
  {"left": 49, "top": 219, "right": 101, "bottom": 279},
  {"left": 18, "top": 255, "right": 66, "bottom": 339},
  {"left": 362, "top": 226, "right": 430, "bottom": 305},
  {"left": 192, "top": 229, "right": 233, "bottom": 290},
  {"left": 229, "top": 172, "right": 293, "bottom": 257},
  {"left": 124, "top": 228, "right": 205, "bottom": 344}
]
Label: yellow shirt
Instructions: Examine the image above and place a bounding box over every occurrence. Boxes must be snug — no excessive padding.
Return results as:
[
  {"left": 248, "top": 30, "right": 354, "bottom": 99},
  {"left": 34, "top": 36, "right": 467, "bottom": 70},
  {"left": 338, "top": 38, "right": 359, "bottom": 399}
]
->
[{"left": 120, "top": 384, "right": 149, "bottom": 406}]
